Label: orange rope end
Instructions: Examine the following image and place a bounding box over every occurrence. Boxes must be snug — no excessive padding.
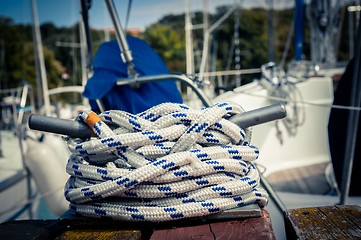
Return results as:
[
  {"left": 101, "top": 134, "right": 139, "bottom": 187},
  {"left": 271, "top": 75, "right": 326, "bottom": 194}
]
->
[{"left": 85, "top": 112, "right": 101, "bottom": 129}]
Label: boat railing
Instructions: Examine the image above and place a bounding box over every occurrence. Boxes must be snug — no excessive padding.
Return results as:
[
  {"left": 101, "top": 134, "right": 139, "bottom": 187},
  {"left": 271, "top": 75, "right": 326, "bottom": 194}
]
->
[
  {"left": 0, "top": 84, "right": 36, "bottom": 128},
  {"left": 0, "top": 83, "right": 36, "bottom": 222},
  {"left": 91, "top": 73, "right": 212, "bottom": 113},
  {"left": 116, "top": 74, "right": 212, "bottom": 107}
]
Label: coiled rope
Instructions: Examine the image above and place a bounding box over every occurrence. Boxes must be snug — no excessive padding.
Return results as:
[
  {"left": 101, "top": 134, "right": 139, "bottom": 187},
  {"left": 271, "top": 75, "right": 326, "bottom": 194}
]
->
[{"left": 64, "top": 102, "right": 269, "bottom": 221}]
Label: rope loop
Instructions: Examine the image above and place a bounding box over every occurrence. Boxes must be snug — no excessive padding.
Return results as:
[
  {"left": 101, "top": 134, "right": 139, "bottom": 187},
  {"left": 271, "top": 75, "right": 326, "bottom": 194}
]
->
[{"left": 65, "top": 102, "right": 269, "bottom": 221}]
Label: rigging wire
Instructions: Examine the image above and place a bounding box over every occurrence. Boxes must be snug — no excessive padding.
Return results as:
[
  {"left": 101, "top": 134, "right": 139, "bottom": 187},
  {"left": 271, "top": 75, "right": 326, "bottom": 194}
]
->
[
  {"left": 234, "top": 7, "right": 242, "bottom": 87},
  {"left": 124, "top": 0, "right": 133, "bottom": 32},
  {"left": 279, "top": 16, "right": 295, "bottom": 69},
  {"left": 232, "top": 88, "right": 361, "bottom": 111}
]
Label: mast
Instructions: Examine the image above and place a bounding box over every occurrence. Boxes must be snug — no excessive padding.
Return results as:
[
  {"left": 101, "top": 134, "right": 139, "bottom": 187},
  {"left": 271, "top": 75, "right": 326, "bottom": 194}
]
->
[
  {"left": 294, "top": 0, "right": 304, "bottom": 60},
  {"left": 80, "top": 0, "right": 93, "bottom": 74},
  {"left": 267, "top": 0, "right": 274, "bottom": 62},
  {"left": 307, "top": 0, "right": 341, "bottom": 64},
  {"left": 104, "top": 0, "right": 137, "bottom": 77},
  {"left": 340, "top": 11, "right": 361, "bottom": 205},
  {"left": 203, "top": 0, "right": 209, "bottom": 83},
  {"left": 31, "top": 0, "right": 50, "bottom": 115},
  {"left": 185, "top": 0, "right": 194, "bottom": 75},
  {"left": 198, "top": 6, "right": 236, "bottom": 80}
]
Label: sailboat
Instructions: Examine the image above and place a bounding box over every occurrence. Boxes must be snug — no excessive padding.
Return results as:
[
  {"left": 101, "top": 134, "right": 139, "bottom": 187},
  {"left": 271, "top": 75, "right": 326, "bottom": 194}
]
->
[
  {"left": 0, "top": 81, "right": 72, "bottom": 222},
  {"left": 210, "top": 0, "right": 361, "bottom": 238},
  {"left": 0, "top": 0, "right": 85, "bottom": 222},
  {"left": 1, "top": 0, "right": 360, "bottom": 239}
]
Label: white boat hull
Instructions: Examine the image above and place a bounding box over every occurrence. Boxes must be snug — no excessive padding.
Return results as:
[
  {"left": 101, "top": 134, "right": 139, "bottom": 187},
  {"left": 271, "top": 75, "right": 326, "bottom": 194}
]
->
[{"left": 213, "top": 70, "right": 336, "bottom": 177}]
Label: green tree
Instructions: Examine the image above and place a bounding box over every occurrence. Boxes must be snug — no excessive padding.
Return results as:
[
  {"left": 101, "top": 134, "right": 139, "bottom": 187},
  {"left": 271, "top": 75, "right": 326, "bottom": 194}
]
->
[
  {"left": 0, "top": 17, "right": 65, "bottom": 104},
  {"left": 142, "top": 23, "right": 186, "bottom": 73}
]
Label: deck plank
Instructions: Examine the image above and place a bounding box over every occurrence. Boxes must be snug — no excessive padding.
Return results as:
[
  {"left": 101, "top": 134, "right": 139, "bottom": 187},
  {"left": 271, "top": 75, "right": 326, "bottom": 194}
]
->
[
  {"left": 151, "top": 209, "right": 275, "bottom": 240},
  {"left": 150, "top": 224, "right": 213, "bottom": 240},
  {"left": 210, "top": 210, "right": 275, "bottom": 240},
  {"left": 266, "top": 162, "right": 331, "bottom": 194},
  {"left": 57, "top": 229, "right": 142, "bottom": 240},
  {"left": 284, "top": 205, "right": 361, "bottom": 240},
  {"left": 0, "top": 209, "right": 275, "bottom": 239}
]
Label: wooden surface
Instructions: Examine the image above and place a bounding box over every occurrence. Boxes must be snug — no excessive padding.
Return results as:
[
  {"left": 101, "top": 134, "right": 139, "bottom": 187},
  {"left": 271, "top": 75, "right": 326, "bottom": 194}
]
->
[
  {"left": 0, "top": 218, "right": 145, "bottom": 240},
  {"left": 56, "top": 229, "right": 142, "bottom": 240},
  {"left": 284, "top": 205, "right": 361, "bottom": 240},
  {"left": 0, "top": 209, "right": 275, "bottom": 240},
  {"left": 150, "top": 209, "right": 275, "bottom": 240},
  {"left": 267, "top": 162, "right": 331, "bottom": 194}
]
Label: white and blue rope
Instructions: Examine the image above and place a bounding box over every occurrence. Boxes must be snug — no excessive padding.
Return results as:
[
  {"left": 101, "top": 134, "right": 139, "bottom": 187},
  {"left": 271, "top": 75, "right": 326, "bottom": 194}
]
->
[{"left": 64, "top": 102, "right": 269, "bottom": 221}]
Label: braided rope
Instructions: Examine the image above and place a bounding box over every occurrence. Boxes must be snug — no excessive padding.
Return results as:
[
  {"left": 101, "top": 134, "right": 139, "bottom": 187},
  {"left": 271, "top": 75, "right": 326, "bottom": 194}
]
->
[{"left": 64, "top": 102, "right": 269, "bottom": 221}]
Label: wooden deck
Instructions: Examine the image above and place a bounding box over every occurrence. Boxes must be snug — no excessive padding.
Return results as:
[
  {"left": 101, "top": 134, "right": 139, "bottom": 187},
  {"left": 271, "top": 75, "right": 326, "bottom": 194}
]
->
[
  {"left": 151, "top": 210, "right": 275, "bottom": 240},
  {"left": 0, "top": 209, "right": 275, "bottom": 240},
  {"left": 284, "top": 205, "right": 361, "bottom": 239},
  {"left": 266, "top": 162, "right": 332, "bottom": 194}
]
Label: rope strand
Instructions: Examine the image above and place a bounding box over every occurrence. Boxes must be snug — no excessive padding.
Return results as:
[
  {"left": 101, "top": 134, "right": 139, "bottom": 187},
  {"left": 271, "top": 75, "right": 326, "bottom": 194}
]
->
[{"left": 64, "top": 102, "right": 268, "bottom": 221}]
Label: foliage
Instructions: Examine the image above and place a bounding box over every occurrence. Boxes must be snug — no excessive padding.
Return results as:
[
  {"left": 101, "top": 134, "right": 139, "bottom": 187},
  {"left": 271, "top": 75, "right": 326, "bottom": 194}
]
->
[
  {"left": 142, "top": 23, "right": 186, "bottom": 73},
  {"left": 0, "top": 18, "right": 68, "bottom": 106}
]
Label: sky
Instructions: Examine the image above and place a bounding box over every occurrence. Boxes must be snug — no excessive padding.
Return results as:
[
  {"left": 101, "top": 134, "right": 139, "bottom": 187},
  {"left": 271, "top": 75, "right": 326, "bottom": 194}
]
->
[{"left": 0, "top": 0, "right": 293, "bottom": 31}]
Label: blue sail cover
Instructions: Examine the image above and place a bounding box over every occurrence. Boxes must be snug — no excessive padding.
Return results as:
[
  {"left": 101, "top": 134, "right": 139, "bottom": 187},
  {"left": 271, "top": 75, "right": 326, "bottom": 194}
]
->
[{"left": 83, "top": 36, "right": 182, "bottom": 114}]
